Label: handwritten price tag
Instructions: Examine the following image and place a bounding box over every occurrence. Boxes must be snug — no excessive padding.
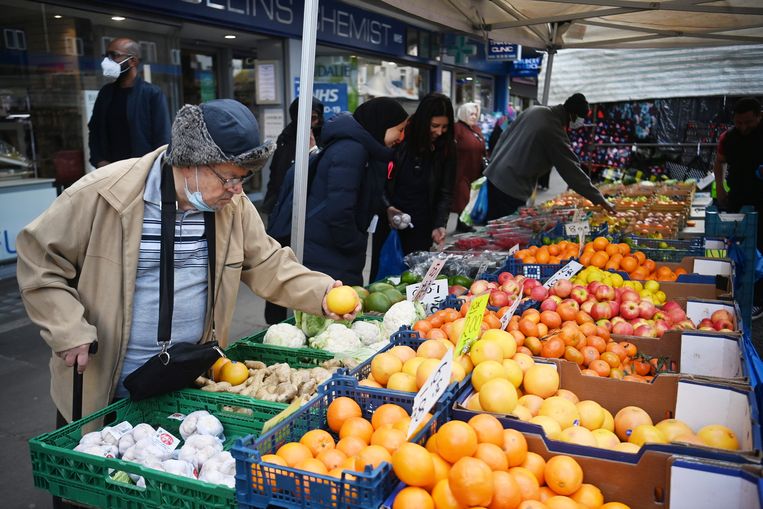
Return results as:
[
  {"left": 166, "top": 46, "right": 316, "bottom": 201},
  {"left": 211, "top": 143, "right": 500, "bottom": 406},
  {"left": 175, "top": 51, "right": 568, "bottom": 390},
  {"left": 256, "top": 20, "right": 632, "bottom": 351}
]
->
[
  {"left": 412, "top": 259, "right": 446, "bottom": 302},
  {"left": 543, "top": 261, "right": 584, "bottom": 289},
  {"left": 565, "top": 221, "right": 590, "bottom": 236},
  {"left": 408, "top": 349, "right": 453, "bottom": 439},
  {"left": 406, "top": 279, "right": 448, "bottom": 315},
  {"left": 500, "top": 297, "right": 523, "bottom": 330},
  {"left": 456, "top": 293, "right": 490, "bottom": 354},
  {"left": 508, "top": 244, "right": 520, "bottom": 255}
]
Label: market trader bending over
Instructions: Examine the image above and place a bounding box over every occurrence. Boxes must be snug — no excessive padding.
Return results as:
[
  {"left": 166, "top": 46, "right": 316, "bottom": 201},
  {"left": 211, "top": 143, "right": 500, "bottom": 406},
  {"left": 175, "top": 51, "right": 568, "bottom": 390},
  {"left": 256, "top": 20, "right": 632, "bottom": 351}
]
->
[
  {"left": 484, "top": 93, "right": 615, "bottom": 220},
  {"left": 17, "top": 99, "right": 360, "bottom": 426},
  {"left": 88, "top": 37, "right": 171, "bottom": 168},
  {"left": 713, "top": 97, "right": 763, "bottom": 320}
]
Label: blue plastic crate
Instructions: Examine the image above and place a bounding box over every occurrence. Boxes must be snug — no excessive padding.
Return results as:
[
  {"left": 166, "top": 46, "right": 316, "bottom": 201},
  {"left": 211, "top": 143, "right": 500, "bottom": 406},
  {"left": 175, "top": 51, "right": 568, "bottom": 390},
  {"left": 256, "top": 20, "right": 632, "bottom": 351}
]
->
[
  {"left": 531, "top": 222, "right": 613, "bottom": 246},
  {"left": 623, "top": 235, "right": 705, "bottom": 263},
  {"left": 232, "top": 375, "right": 453, "bottom": 509},
  {"left": 501, "top": 257, "right": 570, "bottom": 282}
]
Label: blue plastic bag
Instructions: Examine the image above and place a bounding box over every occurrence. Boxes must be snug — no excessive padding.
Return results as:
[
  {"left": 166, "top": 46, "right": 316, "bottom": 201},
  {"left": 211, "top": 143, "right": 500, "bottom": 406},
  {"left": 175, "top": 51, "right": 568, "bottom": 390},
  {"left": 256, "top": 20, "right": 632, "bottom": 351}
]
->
[
  {"left": 375, "top": 230, "right": 406, "bottom": 281},
  {"left": 470, "top": 180, "right": 489, "bottom": 225}
]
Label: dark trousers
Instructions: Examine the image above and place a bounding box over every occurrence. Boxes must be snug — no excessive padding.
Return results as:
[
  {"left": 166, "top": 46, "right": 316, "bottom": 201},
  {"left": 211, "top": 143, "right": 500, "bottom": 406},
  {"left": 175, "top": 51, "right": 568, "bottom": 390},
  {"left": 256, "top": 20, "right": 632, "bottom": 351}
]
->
[{"left": 486, "top": 180, "right": 527, "bottom": 221}]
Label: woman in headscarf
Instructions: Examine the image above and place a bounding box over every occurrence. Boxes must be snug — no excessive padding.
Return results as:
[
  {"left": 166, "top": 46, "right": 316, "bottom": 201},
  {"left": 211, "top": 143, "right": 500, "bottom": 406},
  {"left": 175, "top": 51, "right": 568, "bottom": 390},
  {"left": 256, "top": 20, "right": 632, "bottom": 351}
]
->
[
  {"left": 453, "top": 102, "right": 487, "bottom": 232},
  {"left": 384, "top": 93, "right": 456, "bottom": 255},
  {"left": 302, "top": 97, "right": 408, "bottom": 286}
]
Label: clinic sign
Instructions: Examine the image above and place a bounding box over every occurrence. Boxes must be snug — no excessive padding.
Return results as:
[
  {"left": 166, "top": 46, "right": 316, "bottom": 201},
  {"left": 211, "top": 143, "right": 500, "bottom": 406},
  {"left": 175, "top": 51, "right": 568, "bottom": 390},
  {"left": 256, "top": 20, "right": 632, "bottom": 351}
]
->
[
  {"left": 113, "top": 0, "right": 406, "bottom": 56},
  {"left": 486, "top": 41, "right": 520, "bottom": 61},
  {"left": 294, "top": 78, "right": 349, "bottom": 118}
]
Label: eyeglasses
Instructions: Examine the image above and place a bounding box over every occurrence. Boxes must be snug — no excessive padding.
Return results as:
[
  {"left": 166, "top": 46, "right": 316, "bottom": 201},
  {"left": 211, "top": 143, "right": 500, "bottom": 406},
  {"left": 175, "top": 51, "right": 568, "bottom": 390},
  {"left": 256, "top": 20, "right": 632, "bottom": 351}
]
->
[
  {"left": 206, "top": 166, "right": 255, "bottom": 188},
  {"left": 103, "top": 50, "right": 132, "bottom": 60}
]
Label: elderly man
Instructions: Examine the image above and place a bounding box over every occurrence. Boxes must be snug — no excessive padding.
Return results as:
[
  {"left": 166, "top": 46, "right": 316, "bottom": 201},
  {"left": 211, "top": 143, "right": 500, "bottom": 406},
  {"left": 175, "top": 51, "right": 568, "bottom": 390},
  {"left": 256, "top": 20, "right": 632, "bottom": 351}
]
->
[
  {"left": 484, "top": 93, "right": 615, "bottom": 220},
  {"left": 17, "top": 99, "right": 358, "bottom": 430},
  {"left": 88, "top": 37, "right": 171, "bottom": 168}
]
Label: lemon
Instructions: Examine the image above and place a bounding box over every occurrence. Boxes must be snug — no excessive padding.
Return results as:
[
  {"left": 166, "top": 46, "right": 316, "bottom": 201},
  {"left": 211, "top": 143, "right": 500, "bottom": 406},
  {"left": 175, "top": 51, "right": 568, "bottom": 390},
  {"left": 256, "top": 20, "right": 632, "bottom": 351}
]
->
[
  {"left": 609, "top": 273, "right": 624, "bottom": 287},
  {"left": 655, "top": 291, "right": 667, "bottom": 303},
  {"left": 326, "top": 286, "right": 360, "bottom": 315},
  {"left": 644, "top": 280, "right": 660, "bottom": 293}
]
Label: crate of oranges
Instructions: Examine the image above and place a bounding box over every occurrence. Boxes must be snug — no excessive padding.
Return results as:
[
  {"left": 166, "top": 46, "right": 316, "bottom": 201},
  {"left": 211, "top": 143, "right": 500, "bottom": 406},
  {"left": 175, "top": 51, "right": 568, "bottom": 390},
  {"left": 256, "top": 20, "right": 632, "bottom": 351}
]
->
[
  {"left": 579, "top": 237, "right": 688, "bottom": 282},
  {"left": 231, "top": 375, "right": 453, "bottom": 509}
]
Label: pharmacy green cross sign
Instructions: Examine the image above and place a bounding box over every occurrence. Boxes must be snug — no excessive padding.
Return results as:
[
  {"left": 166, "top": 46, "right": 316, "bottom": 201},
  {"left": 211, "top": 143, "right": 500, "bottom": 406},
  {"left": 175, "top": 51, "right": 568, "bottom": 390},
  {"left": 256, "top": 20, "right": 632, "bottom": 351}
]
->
[{"left": 445, "top": 36, "right": 478, "bottom": 64}]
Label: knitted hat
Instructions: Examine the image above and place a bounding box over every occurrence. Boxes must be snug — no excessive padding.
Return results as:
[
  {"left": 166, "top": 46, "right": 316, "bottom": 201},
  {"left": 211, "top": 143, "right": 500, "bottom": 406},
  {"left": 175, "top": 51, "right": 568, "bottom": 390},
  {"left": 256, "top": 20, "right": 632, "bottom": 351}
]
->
[
  {"left": 564, "top": 93, "right": 589, "bottom": 119},
  {"left": 166, "top": 99, "right": 275, "bottom": 172}
]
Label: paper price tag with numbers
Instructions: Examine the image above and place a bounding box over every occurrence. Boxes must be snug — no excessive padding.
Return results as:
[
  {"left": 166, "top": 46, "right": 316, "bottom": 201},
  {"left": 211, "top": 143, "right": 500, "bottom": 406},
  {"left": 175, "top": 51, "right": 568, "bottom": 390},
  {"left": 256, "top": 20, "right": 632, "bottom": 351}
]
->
[
  {"left": 455, "top": 293, "right": 490, "bottom": 354},
  {"left": 543, "top": 261, "right": 584, "bottom": 289},
  {"left": 565, "top": 221, "right": 590, "bottom": 236},
  {"left": 406, "top": 279, "right": 448, "bottom": 315},
  {"left": 152, "top": 427, "right": 180, "bottom": 454},
  {"left": 500, "top": 297, "right": 523, "bottom": 330},
  {"left": 408, "top": 349, "right": 452, "bottom": 439},
  {"left": 411, "top": 259, "right": 446, "bottom": 302},
  {"left": 508, "top": 243, "right": 520, "bottom": 255}
]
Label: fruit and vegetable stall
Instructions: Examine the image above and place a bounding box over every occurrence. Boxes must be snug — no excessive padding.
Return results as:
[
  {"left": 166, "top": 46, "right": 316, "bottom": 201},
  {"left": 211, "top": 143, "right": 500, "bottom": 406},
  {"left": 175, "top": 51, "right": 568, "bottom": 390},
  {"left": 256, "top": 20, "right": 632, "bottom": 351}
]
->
[{"left": 29, "top": 183, "right": 763, "bottom": 509}]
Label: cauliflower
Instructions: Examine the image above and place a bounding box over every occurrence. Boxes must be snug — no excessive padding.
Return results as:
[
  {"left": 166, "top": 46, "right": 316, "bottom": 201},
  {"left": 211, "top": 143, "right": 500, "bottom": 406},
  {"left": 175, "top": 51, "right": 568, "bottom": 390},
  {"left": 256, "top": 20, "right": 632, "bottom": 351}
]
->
[
  {"left": 263, "top": 323, "right": 307, "bottom": 348},
  {"left": 294, "top": 311, "right": 332, "bottom": 337},
  {"left": 351, "top": 320, "right": 385, "bottom": 345},
  {"left": 309, "top": 323, "right": 362, "bottom": 354},
  {"left": 382, "top": 301, "right": 426, "bottom": 337}
]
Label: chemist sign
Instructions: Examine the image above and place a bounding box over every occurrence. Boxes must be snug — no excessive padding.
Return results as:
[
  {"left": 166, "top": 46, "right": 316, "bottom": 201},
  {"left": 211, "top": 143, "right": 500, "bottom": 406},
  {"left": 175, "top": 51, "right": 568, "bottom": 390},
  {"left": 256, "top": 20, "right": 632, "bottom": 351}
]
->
[
  {"left": 486, "top": 40, "right": 520, "bottom": 61},
  {"left": 294, "top": 78, "right": 349, "bottom": 118}
]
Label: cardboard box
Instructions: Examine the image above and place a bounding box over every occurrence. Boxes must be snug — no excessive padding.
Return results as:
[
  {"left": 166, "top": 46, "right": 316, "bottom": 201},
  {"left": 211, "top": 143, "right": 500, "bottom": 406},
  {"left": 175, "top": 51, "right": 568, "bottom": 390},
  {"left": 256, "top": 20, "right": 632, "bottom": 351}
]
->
[
  {"left": 659, "top": 280, "right": 732, "bottom": 302},
  {"left": 453, "top": 360, "right": 760, "bottom": 463}
]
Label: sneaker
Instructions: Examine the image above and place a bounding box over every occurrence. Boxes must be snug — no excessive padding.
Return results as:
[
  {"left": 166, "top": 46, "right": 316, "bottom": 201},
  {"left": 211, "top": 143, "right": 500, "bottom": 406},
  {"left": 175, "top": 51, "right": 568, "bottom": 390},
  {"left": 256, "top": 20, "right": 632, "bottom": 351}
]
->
[{"left": 752, "top": 305, "right": 763, "bottom": 321}]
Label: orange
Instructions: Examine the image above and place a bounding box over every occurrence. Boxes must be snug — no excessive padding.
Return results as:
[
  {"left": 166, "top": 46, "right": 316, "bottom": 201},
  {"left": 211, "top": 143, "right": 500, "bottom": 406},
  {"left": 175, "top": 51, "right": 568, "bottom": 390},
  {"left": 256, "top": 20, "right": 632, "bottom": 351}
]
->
[
  {"left": 392, "top": 486, "right": 434, "bottom": 509},
  {"left": 428, "top": 453, "right": 451, "bottom": 489},
  {"left": 294, "top": 457, "right": 328, "bottom": 475},
  {"left": 300, "top": 429, "right": 335, "bottom": 456},
  {"left": 502, "top": 428, "right": 528, "bottom": 467},
  {"left": 355, "top": 445, "right": 392, "bottom": 472},
  {"left": 579, "top": 251, "right": 593, "bottom": 266},
  {"left": 509, "top": 466, "right": 541, "bottom": 501},
  {"left": 340, "top": 416, "right": 374, "bottom": 443},
  {"left": 470, "top": 339, "right": 505, "bottom": 365},
  {"left": 475, "top": 442, "right": 509, "bottom": 471},
  {"left": 276, "top": 442, "right": 313, "bottom": 467},
  {"left": 489, "top": 470, "right": 523, "bottom": 509},
  {"left": 480, "top": 378, "right": 519, "bottom": 413},
  {"left": 211, "top": 357, "right": 231, "bottom": 382},
  {"left": 632, "top": 251, "right": 646, "bottom": 265},
  {"left": 327, "top": 397, "right": 362, "bottom": 433},
  {"left": 539, "top": 487, "right": 556, "bottom": 502},
  {"left": 372, "top": 404, "right": 409, "bottom": 430},
  {"left": 436, "top": 421, "right": 479, "bottom": 463},
  {"left": 336, "top": 436, "right": 367, "bottom": 457},
  {"left": 590, "top": 252, "right": 610, "bottom": 269},
  {"left": 391, "top": 442, "right": 435, "bottom": 487},
  {"left": 389, "top": 345, "right": 417, "bottom": 363},
  {"left": 571, "top": 483, "right": 604, "bottom": 508},
  {"left": 518, "top": 502, "right": 548, "bottom": 509},
  {"left": 316, "top": 448, "right": 347, "bottom": 471},
  {"left": 544, "top": 496, "right": 579, "bottom": 509},
  {"left": 431, "top": 479, "right": 465, "bottom": 509},
  {"left": 449, "top": 457, "right": 494, "bottom": 507},
  {"left": 371, "top": 352, "right": 403, "bottom": 385},
  {"left": 468, "top": 413, "right": 505, "bottom": 446},
  {"left": 387, "top": 372, "right": 418, "bottom": 392},
  {"left": 254, "top": 454, "right": 286, "bottom": 492},
  {"left": 359, "top": 378, "right": 383, "bottom": 388},
  {"left": 520, "top": 452, "right": 546, "bottom": 485},
  {"left": 326, "top": 286, "right": 360, "bottom": 315},
  {"left": 219, "top": 361, "right": 249, "bottom": 385},
  {"left": 413, "top": 320, "right": 433, "bottom": 335},
  {"left": 425, "top": 433, "right": 439, "bottom": 454},
  {"left": 544, "top": 456, "right": 583, "bottom": 496},
  {"left": 371, "top": 427, "right": 407, "bottom": 454},
  {"left": 600, "top": 503, "right": 632, "bottom": 509},
  {"left": 417, "top": 339, "right": 449, "bottom": 359},
  {"left": 522, "top": 364, "right": 560, "bottom": 398},
  {"left": 417, "top": 358, "right": 444, "bottom": 388},
  {"left": 605, "top": 244, "right": 620, "bottom": 257}
]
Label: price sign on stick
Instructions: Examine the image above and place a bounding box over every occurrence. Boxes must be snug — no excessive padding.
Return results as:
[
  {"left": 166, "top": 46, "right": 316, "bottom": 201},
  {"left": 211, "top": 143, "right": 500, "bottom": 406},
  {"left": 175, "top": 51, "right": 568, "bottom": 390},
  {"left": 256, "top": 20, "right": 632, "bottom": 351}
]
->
[
  {"left": 406, "top": 279, "right": 448, "bottom": 315},
  {"left": 565, "top": 221, "right": 590, "bottom": 236},
  {"left": 408, "top": 349, "right": 453, "bottom": 439},
  {"left": 508, "top": 243, "right": 520, "bottom": 256},
  {"left": 411, "top": 259, "right": 446, "bottom": 302},
  {"left": 456, "top": 293, "right": 490, "bottom": 354},
  {"left": 500, "top": 297, "right": 523, "bottom": 330},
  {"left": 543, "top": 261, "right": 584, "bottom": 289}
]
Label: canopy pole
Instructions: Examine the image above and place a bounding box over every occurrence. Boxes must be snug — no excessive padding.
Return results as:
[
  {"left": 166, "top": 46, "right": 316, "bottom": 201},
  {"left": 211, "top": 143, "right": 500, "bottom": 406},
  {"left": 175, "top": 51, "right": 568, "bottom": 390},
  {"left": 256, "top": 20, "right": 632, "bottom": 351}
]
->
[
  {"left": 290, "top": 0, "right": 320, "bottom": 262},
  {"left": 541, "top": 22, "right": 559, "bottom": 105}
]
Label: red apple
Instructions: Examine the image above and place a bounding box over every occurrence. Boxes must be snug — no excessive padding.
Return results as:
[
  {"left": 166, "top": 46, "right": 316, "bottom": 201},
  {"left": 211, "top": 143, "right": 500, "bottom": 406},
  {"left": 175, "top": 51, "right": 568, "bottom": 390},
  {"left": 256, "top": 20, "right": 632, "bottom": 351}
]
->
[
  {"left": 621, "top": 289, "right": 640, "bottom": 303},
  {"left": 540, "top": 298, "right": 558, "bottom": 312},
  {"left": 530, "top": 285, "right": 549, "bottom": 302},
  {"left": 713, "top": 319, "right": 735, "bottom": 331},
  {"left": 634, "top": 325, "right": 657, "bottom": 337},
  {"left": 551, "top": 279, "right": 573, "bottom": 299},
  {"left": 596, "top": 319, "right": 613, "bottom": 332},
  {"left": 571, "top": 287, "right": 589, "bottom": 304},
  {"left": 654, "top": 320, "right": 670, "bottom": 337},
  {"left": 619, "top": 301, "right": 640, "bottom": 320},
  {"left": 448, "top": 285, "right": 468, "bottom": 297},
  {"left": 638, "top": 301, "right": 656, "bottom": 320},
  {"left": 500, "top": 280, "right": 521, "bottom": 297},
  {"left": 523, "top": 278, "right": 541, "bottom": 296},
  {"left": 611, "top": 316, "right": 626, "bottom": 326},
  {"left": 470, "top": 280, "right": 489, "bottom": 295},
  {"left": 662, "top": 301, "right": 682, "bottom": 313},
  {"left": 608, "top": 300, "right": 620, "bottom": 317},
  {"left": 711, "top": 309, "right": 734, "bottom": 323},
  {"left": 581, "top": 300, "right": 595, "bottom": 314},
  {"left": 486, "top": 282, "right": 499, "bottom": 290},
  {"left": 497, "top": 271, "right": 513, "bottom": 285},
  {"left": 489, "top": 289, "right": 509, "bottom": 307},
  {"left": 652, "top": 311, "right": 671, "bottom": 325},
  {"left": 587, "top": 281, "right": 602, "bottom": 294},
  {"left": 562, "top": 299, "right": 580, "bottom": 310},
  {"left": 698, "top": 318, "right": 714, "bottom": 329},
  {"left": 591, "top": 302, "right": 612, "bottom": 321},
  {"left": 666, "top": 307, "right": 687, "bottom": 324},
  {"left": 594, "top": 285, "right": 616, "bottom": 302},
  {"left": 676, "top": 319, "right": 696, "bottom": 330},
  {"left": 612, "top": 321, "right": 634, "bottom": 336}
]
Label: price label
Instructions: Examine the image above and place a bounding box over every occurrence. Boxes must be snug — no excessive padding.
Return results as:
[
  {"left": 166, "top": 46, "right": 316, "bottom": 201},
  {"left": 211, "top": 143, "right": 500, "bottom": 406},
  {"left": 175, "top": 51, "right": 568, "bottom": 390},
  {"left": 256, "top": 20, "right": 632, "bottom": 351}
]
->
[
  {"left": 508, "top": 243, "right": 520, "bottom": 255},
  {"left": 411, "top": 259, "right": 446, "bottom": 302},
  {"left": 456, "top": 293, "right": 490, "bottom": 354},
  {"left": 408, "top": 349, "right": 453, "bottom": 439},
  {"left": 102, "top": 421, "right": 133, "bottom": 443},
  {"left": 543, "top": 261, "right": 584, "bottom": 289},
  {"left": 499, "top": 297, "right": 523, "bottom": 330},
  {"left": 406, "top": 279, "right": 449, "bottom": 315},
  {"left": 690, "top": 207, "right": 706, "bottom": 218},
  {"left": 167, "top": 413, "right": 186, "bottom": 422},
  {"left": 152, "top": 427, "right": 181, "bottom": 453},
  {"left": 261, "top": 397, "right": 303, "bottom": 435},
  {"left": 565, "top": 221, "right": 590, "bottom": 236}
]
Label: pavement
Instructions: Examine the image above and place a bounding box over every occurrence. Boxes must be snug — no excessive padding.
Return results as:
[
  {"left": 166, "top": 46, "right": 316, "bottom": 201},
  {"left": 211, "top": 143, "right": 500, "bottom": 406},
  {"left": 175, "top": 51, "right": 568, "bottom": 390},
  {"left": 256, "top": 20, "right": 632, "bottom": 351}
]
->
[{"left": 1, "top": 169, "right": 761, "bottom": 508}]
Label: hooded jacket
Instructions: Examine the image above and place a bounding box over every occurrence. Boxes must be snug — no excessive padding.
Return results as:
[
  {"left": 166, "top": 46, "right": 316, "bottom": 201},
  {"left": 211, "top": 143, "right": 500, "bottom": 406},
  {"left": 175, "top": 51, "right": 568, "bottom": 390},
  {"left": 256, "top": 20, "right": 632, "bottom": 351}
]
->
[{"left": 303, "top": 113, "right": 394, "bottom": 285}]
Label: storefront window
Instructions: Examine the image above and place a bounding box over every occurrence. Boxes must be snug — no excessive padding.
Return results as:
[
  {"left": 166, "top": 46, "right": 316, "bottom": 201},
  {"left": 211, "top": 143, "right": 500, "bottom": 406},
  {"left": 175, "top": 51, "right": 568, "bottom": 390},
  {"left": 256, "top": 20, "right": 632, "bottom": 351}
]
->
[
  {"left": 232, "top": 56, "right": 256, "bottom": 109},
  {"left": 183, "top": 51, "right": 217, "bottom": 104}
]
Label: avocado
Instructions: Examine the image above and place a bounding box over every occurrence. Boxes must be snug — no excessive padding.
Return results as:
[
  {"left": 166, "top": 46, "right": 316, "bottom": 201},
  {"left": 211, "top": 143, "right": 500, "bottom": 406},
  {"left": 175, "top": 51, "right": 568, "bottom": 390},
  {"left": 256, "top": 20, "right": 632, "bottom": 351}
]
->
[
  {"left": 365, "top": 292, "right": 392, "bottom": 313},
  {"left": 368, "top": 282, "right": 395, "bottom": 293},
  {"left": 352, "top": 286, "right": 370, "bottom": 300},
  {"left": 383, "top": 288, "right": 405, "bottom": 305},
  {"left": 395, "top": 283, "right": 409, "bottom": 293},
  {"left": 401, "top": 271, "right": 421, "bottom": 284},
  {"left": 450, "top": 275, "right": 473, "bottom": 288}
]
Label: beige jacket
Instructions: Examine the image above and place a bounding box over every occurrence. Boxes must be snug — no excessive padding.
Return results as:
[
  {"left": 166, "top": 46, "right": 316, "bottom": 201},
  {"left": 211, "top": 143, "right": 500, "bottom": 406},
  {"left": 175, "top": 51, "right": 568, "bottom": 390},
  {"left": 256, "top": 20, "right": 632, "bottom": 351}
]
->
[{"left": 16, "top": 146, "right": 333, "bottom": 422}]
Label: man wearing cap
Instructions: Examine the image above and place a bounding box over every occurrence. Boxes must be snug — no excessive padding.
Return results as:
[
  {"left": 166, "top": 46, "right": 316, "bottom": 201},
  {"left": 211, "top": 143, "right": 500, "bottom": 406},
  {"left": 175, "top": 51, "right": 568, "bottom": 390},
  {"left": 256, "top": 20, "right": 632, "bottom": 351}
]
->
[
  {"left": 484, "top": 93, "right": 615, "bottom": 220},
  {"left": 16, "top": 99, "right": 359, "bottom": 427}
]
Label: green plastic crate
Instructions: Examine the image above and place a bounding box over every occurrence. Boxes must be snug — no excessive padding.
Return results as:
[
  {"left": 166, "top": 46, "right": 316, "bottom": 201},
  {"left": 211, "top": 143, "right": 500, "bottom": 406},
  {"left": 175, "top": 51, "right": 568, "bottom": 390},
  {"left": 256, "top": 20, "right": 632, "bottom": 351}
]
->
[
  {"left": 29, "top": 390, "right": 283, "bottom": 509},
  {"left": 224, "top": 341, "right": 334, "bottom": 368},
  {"left": 240, "top": 314, "right": 383, "bottom": 344}
]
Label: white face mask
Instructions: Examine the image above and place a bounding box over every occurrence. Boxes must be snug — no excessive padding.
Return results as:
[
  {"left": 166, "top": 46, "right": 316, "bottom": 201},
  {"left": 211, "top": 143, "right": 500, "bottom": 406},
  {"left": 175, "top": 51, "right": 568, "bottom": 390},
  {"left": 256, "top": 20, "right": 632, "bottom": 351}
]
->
[
  {"left": 184, "top": 167, "right": 216, "bottom": 212},
  {"left": 569, "top": 117, "right": 585, "bottom": 130},
  {"left": 101, "top": 56, "right": 132, "bottom": 80}
]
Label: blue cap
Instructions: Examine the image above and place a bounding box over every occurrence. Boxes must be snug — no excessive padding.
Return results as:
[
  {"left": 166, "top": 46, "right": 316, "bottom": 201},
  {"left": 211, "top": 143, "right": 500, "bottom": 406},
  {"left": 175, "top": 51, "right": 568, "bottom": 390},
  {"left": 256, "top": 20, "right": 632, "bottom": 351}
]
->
[{"left": 201, "top": 99, "right": 261, "bottom": 157}]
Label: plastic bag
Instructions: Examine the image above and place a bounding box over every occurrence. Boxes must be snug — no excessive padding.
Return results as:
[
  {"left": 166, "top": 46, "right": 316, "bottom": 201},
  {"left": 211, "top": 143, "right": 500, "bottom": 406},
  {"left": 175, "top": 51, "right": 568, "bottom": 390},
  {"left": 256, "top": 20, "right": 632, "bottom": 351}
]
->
[
  {"left": 470, "top": 179, "right": 489, "bottom": 226},
  {"left": 375, "top": 230, "right": 406, "bottom": 281},
  {"left": 459, "top": 176, "right": 486, "bottom": 226}
]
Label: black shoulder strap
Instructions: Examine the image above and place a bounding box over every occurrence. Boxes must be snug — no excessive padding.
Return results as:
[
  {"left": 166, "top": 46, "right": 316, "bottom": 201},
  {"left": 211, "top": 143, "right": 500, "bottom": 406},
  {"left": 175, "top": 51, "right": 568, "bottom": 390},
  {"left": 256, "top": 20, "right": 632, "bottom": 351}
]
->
[
  {"left": 158, "top": 163, "right": 176, "bottom": 343},
  {"left": 204, "top": 211, "right": 216, "bottom": 301}
]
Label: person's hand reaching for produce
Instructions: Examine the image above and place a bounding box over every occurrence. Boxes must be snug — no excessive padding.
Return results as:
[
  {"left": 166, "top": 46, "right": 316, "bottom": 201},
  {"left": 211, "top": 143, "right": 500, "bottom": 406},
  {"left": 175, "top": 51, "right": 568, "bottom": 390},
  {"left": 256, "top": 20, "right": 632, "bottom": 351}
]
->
[
  {"left": 57, "top": 342, "right": 96, "bottom": 374},
  {"left": 322, "top": 280, "right": 362, "bottom": 321},
  {"left": 599, "top": 199, "right": 616, "bottom": 214},
  {"left": 431, "top": 227, "right": 446, "bottom": 250}
]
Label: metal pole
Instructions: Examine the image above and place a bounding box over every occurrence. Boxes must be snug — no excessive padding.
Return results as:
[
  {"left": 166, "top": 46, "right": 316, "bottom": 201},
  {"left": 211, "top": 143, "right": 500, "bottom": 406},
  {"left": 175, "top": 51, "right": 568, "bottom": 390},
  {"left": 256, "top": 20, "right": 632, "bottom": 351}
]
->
[
  {"left": 541, "top": 23, "right": 558, "bottom": 105},
  {"left": 290, "top": 0, "right": 320, "bottom": 262}
]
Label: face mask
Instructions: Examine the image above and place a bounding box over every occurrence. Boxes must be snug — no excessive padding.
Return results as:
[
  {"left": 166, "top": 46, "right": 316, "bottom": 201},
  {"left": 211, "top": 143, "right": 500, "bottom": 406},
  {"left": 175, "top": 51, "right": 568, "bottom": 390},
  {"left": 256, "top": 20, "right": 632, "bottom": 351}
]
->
[
  {"left": 569, "top": 117, "right": 585, "bottom": 130},
  {"left": 101, "top": 56, "right": 132, "bottom": 80},
  {"left": 184, "top": 167, "right": 216, "bottom": 212}
]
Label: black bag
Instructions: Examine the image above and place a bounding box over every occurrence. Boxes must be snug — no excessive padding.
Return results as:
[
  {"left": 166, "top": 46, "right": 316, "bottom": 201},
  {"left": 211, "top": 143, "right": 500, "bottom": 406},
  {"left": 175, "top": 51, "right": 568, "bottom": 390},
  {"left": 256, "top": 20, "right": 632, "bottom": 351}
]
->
[{"left": 124, "top": 163, "right": 223, "bottom": 401}]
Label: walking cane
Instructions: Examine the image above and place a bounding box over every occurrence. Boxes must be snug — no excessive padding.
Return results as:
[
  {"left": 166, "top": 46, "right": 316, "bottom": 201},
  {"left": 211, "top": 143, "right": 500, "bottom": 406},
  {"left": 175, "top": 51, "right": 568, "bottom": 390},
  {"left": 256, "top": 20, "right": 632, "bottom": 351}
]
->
[{"left": 72, "top": 342, "right": 99, "bottom": 421}]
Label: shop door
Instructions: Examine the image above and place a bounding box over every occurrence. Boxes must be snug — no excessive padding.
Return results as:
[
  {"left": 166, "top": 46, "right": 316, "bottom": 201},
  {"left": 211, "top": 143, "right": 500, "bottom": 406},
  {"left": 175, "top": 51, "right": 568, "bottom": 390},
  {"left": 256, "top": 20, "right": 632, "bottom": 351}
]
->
[
  {"left": 455, "top": 71, "right": 474, "bottom": 106},
  {"left": 232, "top": 55, "right": 256, "bottom": 110},
  {"left": 181, "top": 50, "right": 218, "bottom": 105}
]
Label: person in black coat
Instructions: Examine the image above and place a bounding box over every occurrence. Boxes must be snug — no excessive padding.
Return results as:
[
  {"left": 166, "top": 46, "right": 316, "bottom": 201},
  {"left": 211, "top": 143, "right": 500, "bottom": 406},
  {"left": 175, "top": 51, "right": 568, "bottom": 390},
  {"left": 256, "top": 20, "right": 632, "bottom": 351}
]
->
[
  {"left": 301, "top": 98, "right": 408, "bottom": 286},
  {"left": 380, "top": 93, "right": 456, "bottom": 257},
  {"left": 262, "top": 96, "right": 324, "bottom": 213}
]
